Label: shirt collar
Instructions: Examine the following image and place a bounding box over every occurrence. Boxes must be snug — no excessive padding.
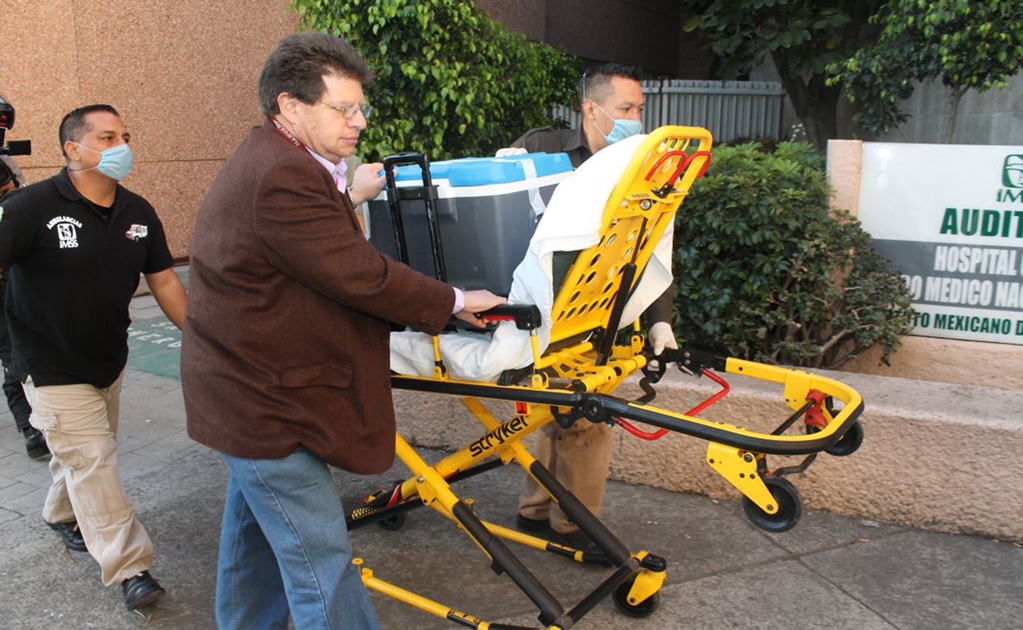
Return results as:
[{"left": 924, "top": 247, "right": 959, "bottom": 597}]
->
[
  {"left": 52, "top": 168, "right": 121, "bottom": 217},
  {"left": 564, "top": 127, "right": 593, "bottom": 167},
  {"left": 565, "top": 126, "right": 590, "bottom": 153},
  {"left": 267, "top": 117, "right": 349, "bottom": 191},
  {"left": 53, "top": 168, "right": 83, "bottom": 201},
  {"left": 305, "top": 148, "right": 348, "bottom": 191}
]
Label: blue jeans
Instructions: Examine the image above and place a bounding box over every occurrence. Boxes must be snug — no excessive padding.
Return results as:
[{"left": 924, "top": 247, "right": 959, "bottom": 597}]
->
[{"left": 216, "top": 448, "right": 380, "bottom": 630}]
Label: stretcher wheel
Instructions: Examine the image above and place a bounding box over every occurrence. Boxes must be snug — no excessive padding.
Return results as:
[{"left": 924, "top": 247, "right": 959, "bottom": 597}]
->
[
  {"left": 826, "top": 421, "right": 864, "bottom": 457},
  {"left": 807, "top": 420, "right": 864, "bottom": 457},
  {"left": 377, "top": 513, "right": 406, "bottom": 531},
  {"left": 742, "top": 476, "right": 802, "bottom": 533},
  {"left": 612, "top": 576, "right": 660, "bottom": 617}
]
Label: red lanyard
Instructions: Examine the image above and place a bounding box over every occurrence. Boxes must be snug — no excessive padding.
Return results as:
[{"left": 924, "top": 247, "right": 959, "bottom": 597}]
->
[
  {"left": 271, "top": 117, "right": 351, "bottom": 201},
  {"left": 271, "top": 118, "right": 303, "bottom": 148}
]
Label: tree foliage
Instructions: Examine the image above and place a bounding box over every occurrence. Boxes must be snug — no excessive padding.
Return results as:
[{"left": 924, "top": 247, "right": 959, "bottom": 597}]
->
[
  {"left": 681, "top": 0, "right": 881, "bottom": 151},
  {"left": 828, "top": 0, "right": 1023, "bottom": 139},
  {"left": 292, "top": 0, "right": 578, "bottom": 160},
  {"left": 672, "top": 142, "right": 913, "bottom": 369}
]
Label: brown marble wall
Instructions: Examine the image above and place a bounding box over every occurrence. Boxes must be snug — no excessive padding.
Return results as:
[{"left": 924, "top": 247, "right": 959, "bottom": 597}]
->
[{"left": 0, "top": 0, "right": 299, "bottom": 257}]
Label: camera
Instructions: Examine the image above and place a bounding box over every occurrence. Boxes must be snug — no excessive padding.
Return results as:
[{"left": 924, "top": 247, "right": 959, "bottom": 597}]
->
[{"left": 0, "top": 97, "right": 32, "bottom": 157}]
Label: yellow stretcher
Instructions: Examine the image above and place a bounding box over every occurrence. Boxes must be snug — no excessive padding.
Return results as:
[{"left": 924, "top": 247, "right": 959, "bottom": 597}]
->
[{"left": 348, "top": 126, "right": 865, "bottom": 629}]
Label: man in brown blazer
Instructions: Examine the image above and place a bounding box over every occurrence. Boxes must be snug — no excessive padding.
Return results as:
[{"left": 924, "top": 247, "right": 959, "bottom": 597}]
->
[{"left": 181, "top": 33, "right": 503, "bottom": 630}]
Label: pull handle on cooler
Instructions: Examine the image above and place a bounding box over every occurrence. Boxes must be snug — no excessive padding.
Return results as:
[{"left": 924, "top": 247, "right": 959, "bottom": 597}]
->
[{"left": 382, "top": 152, "right": 447, "bottom": 282}]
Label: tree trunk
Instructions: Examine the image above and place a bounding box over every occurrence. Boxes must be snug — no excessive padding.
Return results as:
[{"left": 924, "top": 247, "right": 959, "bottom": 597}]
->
[
  {"left": 771, "top": 58, "right": 842, "bottom": 153},
  {"left": 945, "top": 87, "right": 966, "bottom": 143}
]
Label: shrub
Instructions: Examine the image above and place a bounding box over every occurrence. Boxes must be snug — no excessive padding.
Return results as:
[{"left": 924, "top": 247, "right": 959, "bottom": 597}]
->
[
  {"left": 672, "top": 142, "right": 914, "bottom": 369},
  {"left": 293, "top": 0, "right": 579, "bottom": 160}
]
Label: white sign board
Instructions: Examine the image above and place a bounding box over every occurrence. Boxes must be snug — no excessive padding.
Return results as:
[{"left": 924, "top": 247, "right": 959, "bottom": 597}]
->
[{"left": 858, "top": 143, "right": 1023, "bottom": 344}]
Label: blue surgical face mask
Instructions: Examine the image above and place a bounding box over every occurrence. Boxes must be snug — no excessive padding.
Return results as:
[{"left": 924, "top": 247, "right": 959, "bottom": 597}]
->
[
  {"left": 593, "top": 102, "right": 642, "bottom": 145},
  {"left": 74, "top": 142, "right": 134, "bottom": 181}
]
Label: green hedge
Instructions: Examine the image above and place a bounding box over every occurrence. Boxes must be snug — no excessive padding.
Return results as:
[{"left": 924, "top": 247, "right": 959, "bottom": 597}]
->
[{"left": 672, "top": 142, "right": 914, "bottom": 369}]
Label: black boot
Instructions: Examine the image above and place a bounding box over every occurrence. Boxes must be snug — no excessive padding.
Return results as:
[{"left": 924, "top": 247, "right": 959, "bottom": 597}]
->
[{"left": 24, "top": 427, "right": 49, "bottom": 460}]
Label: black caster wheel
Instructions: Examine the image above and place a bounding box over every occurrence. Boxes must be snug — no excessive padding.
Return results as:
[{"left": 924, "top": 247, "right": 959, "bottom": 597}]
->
[
  {"left": 612, "top": 576, "right": 660, "bottom": 618},
  {"left": 742, "top": 476, "right": 802, "bottom": 533},
  {"left": 807, "top": 420, "right": 864, "bottom": 457},
  {"left": 826, "top": 420, "right": 864, "bottom": 456},
  {"left": 377, "top": 512, "right": 406, "bottom": 531}
]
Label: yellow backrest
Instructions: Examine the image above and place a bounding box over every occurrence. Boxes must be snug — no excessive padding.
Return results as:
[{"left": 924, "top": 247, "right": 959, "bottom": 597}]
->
[{"left": 548, "top": 126, "right": 713, "bottom": 346}]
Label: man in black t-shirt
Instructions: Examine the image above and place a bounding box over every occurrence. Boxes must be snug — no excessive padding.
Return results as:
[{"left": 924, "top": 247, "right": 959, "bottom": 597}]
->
[{"left": 0, "top": 104, "right": 186, "bottom": 612}]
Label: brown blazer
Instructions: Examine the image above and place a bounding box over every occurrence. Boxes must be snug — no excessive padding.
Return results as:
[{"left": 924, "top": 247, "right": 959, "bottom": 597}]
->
[{"left": 182, "top": 120, "right": 454, "bottom": 473}]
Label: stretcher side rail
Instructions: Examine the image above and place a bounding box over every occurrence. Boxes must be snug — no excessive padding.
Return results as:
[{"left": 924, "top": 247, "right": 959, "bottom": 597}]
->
[{"left": 390, "top": 356, "right": 864, "bottom": 456}]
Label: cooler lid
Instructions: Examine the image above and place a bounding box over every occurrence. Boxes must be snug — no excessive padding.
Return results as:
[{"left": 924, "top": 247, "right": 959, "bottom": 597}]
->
[{"left": 392, "top": 152, "right": 572, "bottom": 187}]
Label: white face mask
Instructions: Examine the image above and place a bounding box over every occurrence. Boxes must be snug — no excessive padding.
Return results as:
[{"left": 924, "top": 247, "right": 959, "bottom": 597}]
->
[
  {"left": 592, "top": 102, "right": 643, "bottom": 145},
  {"left": 73, "top": 142, "right": 134, "bottom": 181}
]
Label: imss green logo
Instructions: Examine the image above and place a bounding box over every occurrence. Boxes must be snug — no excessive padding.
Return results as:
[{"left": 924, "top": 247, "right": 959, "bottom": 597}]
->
[{"left": 1003, "top": 155, "right": 1023, "bottom": 188}]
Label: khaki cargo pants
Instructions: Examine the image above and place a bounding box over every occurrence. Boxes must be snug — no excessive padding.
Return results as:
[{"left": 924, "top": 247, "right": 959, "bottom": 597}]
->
[
  {"left": 25, "top": 372, "right": 154, "bottom": 586},
  {"left": 517, "top": 419, "right": 613, "bottom": 534}
]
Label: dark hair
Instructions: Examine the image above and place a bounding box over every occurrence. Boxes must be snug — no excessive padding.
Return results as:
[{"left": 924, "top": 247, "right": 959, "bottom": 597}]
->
[
  {"left": 581, "top": 63, "right": 642, "bottom": 103},
  {"left": 58, "top": 104, "right": 120, "bottom": 158},
  {"left": 258, "top": 32, "right": 373, "bottom": 117}
]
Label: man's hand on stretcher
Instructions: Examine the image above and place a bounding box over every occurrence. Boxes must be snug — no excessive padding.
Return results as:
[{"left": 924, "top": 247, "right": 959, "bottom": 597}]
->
[{"left": 455, "top": 290, "right": 508, "bottom": 328}]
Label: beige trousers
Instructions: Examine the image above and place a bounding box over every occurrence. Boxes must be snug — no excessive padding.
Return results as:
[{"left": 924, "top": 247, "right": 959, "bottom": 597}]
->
[
  {"left": 25, "top": 372, "right": 154, "bottom": 586},
  {"left": 517, "top": 419, "right": 613, "bottom": 534}
]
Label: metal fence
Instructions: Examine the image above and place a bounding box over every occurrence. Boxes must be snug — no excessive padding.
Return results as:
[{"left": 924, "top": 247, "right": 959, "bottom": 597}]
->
[{"left": 551, "top": 80, "right": 788, "bottom": 144}]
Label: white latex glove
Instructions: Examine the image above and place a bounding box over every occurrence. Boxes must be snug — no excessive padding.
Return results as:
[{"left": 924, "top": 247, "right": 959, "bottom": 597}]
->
[
  {"left": 495, "top": 147, "right": 528, "bottom": 158},
  {"left": 649, "top": 321, "right": 678, "bottom": 356}
]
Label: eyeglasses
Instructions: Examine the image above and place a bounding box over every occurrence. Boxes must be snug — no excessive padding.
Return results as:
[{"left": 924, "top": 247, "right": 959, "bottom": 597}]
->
[{"left": 318, "top": 101, "right": 373, "bottom": 120}]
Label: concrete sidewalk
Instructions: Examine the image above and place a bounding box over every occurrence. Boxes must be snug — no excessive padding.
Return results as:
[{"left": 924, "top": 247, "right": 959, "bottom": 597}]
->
[{"left": 0, "top": 298, "right": 1020, "bottom": 629}]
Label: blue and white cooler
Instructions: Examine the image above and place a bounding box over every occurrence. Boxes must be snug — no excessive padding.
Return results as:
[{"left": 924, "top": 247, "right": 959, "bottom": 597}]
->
[{"left": 367, "top": 152, "right": 573, "bottom": 296}]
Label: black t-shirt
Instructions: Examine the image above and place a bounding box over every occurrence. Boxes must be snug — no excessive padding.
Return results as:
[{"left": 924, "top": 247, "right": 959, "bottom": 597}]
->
[{"left": 0, "top": 169, "right": 174, "bottom": 388}]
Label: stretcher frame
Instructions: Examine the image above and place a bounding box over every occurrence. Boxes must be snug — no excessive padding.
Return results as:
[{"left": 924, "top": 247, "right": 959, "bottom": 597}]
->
[{"left": 350, "top": 126, "right": 865, "bottom": 629}]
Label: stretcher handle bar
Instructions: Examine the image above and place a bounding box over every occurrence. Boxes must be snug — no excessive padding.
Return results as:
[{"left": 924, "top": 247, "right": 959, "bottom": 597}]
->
[
  {"left": 391, "top": 373, "right": 864, "bottom": 455},
  {"left": 640, "top": 346, "right": 727, "bottom": 384},
  {"left": 381, "top": 152, "right": 447, "bottom": 281},
  {"left": 479, "top": 304, "right": 543, "bottom": 330},
  {"left": 617, "top": 369, "right": 729, "bottom": 440},
  {"left": 645, "top": 150, "right": 713, "bottom": 197}
]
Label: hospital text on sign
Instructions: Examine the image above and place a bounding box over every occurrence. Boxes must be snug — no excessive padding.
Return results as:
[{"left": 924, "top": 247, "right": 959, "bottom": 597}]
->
[{"left": 857, "top": 145, "right": 1023, "bottom": 345}]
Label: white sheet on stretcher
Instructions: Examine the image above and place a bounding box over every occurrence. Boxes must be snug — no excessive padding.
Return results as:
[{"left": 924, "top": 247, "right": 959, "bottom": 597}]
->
[{"left": 388, "top": 134, "right": 673, "bottom": 382}]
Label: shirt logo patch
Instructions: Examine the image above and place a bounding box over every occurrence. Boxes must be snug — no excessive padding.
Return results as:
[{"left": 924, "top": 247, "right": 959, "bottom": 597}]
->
[
  {"left": 46, "top": 216, "right": 83, "bottom": 249},
  {"left": 125, "top": 224, "right": 149, "bottom": 241}
]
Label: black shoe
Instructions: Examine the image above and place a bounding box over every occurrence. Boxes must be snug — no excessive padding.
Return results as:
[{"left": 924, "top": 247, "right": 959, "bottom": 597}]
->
[
  {"left": 24, "top": 427, "right": 49, "bottom": 460},
  {"left": 46, "top": 520, "right": 87, "bottom": 552},
  {"left": 122, "top": 571, "right": 165, "bottom": 611},
  {"left": 515, "top": 514, "right": 552, "bottom": 534},
  {"left": 515, "top": 514, "right": 611, "bottom": 565}
]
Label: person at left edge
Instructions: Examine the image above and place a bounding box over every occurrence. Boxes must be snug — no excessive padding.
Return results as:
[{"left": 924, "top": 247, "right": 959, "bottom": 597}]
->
[
  {"left": 0, "top": 153, "right": 47, "bottom": 460},
  {"left": 0, "top": 104, "right": 187, "bottom": 611},
  {"left": 181, "top": 32, "right": 505, "bottom": 629}
]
